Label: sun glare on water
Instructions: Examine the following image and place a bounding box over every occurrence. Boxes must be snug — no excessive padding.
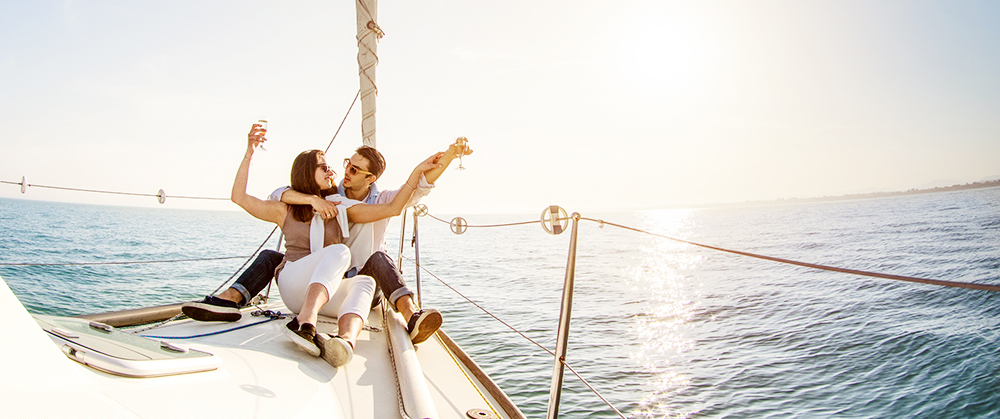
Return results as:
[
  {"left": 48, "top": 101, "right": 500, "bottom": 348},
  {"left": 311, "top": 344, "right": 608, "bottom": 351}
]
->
[{"left": 626, "top": 209, "right": 705, "bottom": 418}]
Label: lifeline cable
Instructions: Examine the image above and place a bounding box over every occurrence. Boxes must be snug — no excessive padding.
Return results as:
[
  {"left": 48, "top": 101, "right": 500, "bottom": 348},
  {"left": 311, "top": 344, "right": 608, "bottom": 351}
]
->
[
  {"left": 417, "top": 210, "right": 1000, "bottom": 293},
  {"left": 581, "top": 217, "right": 1000, "bottom": 293},
  {"left": 0, "top": 256, "right": 250, "bottom": 266},
  {"left": 2, "top": 89, "right": 361, "bottom": 200},
  {"left": 0, "top": 180, "right": 226, "bottom": 201},
  {"left": 208, "top": 225, "right": 280, "bottom": 296},
  {"left": 425, "top": 213, "right": 538, "bottom": 228}
]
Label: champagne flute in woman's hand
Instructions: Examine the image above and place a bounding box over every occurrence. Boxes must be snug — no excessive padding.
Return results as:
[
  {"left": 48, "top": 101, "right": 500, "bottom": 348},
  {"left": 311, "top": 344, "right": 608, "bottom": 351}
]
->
[{"left": 256, "top": 119, "right": 268, "bottom": 151}]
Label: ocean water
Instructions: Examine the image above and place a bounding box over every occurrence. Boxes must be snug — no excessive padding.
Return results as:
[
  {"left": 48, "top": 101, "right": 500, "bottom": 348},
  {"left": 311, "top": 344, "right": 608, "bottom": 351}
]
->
[{"left": 1, "top": 187, "right": 998, "bottom": 418}]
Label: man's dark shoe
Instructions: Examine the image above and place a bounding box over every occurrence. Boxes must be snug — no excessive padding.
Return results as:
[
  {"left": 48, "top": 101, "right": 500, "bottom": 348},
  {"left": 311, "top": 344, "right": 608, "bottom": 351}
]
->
[
  {"left": 181, "top": 296, "right": 241, "bottom": 322},
  {"left": 407, "top": 309, "right": 442, "bottom": 345},
  {"left": 283, "top": 319, "right": 320, "bottom": 357}
]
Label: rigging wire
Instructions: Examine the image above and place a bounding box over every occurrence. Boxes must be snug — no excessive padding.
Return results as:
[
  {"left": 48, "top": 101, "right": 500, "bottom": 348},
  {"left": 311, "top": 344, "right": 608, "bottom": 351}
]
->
[
  {"left": 401, "top": 254, "right": 627, "bottom": 419},
  {"left": 401, "top": 255, "right": 554, "bottom": 356},
  {"left": 201, "top": 87, "right": 356, "bottom": 300},
  {"left": 325, "top": 89, "right": 361, "bottom": 153},
  {"left": 560, "top": 361, "right": 627, "bottom": 419}
]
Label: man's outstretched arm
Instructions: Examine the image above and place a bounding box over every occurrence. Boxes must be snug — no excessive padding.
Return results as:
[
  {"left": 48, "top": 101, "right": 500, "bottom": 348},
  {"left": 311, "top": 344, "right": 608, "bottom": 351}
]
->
[{"left": 424, "top": 138, "right": 472, "bottom": 184}]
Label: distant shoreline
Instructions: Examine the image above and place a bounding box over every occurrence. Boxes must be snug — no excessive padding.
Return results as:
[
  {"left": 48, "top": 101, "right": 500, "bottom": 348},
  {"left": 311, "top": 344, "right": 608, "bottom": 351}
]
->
[{"left": 710, "top": 179, "right": 1000, "bottom": 208}]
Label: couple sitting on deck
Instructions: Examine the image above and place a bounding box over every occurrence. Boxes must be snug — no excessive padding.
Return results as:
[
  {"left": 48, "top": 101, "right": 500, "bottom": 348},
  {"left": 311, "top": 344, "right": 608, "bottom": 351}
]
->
[{"left": 181, "top": 123, "right": 471, "bottom": 368}]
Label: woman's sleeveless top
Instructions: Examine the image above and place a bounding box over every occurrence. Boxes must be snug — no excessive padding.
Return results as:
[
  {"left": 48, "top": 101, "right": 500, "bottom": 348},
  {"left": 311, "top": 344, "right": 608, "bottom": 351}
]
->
[{"left": 281, "top": 211, "right": 345, "bottom": 263}]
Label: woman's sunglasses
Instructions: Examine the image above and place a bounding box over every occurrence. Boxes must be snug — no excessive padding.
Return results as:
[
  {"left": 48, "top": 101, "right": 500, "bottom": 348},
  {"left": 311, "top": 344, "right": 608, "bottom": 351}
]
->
[{"left": 317, "top": 164, "right": 335, "bottom": 176}]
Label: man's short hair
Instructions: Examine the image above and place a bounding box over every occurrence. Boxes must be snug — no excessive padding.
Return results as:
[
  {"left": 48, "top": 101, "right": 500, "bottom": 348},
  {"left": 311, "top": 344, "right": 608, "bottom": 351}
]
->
[{"left": 356, "top": 145, "right": 386, "bottom": 179}]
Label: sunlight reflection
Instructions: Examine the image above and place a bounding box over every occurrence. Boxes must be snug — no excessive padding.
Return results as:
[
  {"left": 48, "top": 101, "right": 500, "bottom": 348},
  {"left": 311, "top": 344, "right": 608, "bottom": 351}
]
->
[{"left": 627, "top": 209, "right": 703, "bottom": 419}]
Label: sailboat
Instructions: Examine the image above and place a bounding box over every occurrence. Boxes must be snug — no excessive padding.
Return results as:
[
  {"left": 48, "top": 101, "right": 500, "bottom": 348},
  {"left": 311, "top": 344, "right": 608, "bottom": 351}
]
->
[{"left": 0, "top": 2, "right": 525, "bottom": 418}]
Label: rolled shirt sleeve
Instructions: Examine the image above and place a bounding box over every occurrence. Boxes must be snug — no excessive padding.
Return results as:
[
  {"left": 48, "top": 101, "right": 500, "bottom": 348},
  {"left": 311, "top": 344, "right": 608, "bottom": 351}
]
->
[
  {"left": 268, "top": 186, "right": 290, "bottom": 202},
  {"left": 373, "top": 173, "right": 434, "bottom": 207}
]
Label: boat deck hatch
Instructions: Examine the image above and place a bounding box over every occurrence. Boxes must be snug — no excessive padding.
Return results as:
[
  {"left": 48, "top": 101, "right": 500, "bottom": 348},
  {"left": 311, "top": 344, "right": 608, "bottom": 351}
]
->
[{"left": 34, "top": 315, "right": 221, "bottom": 378}]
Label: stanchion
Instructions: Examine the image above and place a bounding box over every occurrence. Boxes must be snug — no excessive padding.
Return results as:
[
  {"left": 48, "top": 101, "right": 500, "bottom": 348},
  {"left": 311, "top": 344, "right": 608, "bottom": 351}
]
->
[{"left": 546, "top": 212, "right": 581, "bottom": 419}]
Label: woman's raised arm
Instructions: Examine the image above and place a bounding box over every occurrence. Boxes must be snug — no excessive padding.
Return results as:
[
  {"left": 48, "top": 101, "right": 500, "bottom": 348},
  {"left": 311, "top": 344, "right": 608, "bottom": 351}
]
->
[{"left": 231, "top": 124, "right": 286, "bottom": 228}]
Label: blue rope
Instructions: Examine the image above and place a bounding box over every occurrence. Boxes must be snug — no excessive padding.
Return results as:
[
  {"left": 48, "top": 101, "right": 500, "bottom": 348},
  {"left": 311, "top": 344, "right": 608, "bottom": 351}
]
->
[{"left": 141, "top": 313, "right": 284, "bottom": 340}]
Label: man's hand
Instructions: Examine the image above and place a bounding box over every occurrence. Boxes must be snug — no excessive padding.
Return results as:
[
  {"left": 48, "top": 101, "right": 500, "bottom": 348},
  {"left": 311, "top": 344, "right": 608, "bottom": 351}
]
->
[
  {"left": 448, "top": 137, "right": 473, "bottom": 159},
  {"left": 311, "top": 196, "right": 340, "bottom": 220}
]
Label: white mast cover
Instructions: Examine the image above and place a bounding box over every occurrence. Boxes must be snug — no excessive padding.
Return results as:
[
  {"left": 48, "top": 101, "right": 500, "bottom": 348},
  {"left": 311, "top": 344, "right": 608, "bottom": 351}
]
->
[{"left": 356, "top": 0, "right": 381, "bottom": 147}]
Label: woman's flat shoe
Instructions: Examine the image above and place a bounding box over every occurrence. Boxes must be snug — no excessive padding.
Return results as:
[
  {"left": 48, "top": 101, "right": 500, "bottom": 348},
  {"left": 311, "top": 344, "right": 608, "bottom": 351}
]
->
[{"left": 316, "top": 334, "right": 354, "bottom": 368}]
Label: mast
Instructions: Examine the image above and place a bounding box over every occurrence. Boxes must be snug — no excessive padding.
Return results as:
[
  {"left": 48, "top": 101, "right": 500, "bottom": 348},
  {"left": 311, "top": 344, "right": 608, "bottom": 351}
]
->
[{"left": 356, "top": 0, "right": 382, "bottom": 147}]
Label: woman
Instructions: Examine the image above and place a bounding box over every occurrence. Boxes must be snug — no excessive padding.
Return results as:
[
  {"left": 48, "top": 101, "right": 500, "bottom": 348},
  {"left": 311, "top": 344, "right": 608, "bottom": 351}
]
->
[{"left": 231, "top": 123, "right": 439, "bottom": 367}]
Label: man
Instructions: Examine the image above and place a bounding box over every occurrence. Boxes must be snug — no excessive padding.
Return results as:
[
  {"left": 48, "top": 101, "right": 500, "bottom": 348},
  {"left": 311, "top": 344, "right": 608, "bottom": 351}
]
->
[{"left": 183, "top": 139, "right": 471, "bottom": 345}]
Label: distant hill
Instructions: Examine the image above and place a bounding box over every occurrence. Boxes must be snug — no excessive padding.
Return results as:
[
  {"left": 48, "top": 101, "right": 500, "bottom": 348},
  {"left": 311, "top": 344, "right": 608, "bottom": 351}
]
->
[{"left": 751, "top": 179, "right": 1000, "bottom": 206}]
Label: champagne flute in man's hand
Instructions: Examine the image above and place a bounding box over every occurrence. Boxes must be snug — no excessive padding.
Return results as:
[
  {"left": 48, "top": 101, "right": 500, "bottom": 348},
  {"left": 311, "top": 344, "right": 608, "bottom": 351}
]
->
[{"left": 455, "top": 137, "right": 468, "bottom": 170}]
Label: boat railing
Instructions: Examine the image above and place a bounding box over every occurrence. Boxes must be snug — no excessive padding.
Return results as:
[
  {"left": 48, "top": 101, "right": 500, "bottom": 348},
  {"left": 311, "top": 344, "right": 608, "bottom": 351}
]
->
[{"left": 400, "top": 203, "right": 1000, "bottom": 418}]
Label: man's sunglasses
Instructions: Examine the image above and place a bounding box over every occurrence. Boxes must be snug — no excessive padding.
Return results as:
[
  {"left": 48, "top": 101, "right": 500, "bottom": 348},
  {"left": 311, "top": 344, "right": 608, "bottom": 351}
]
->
[{"left": 344, "top": 158, "right": 374, "bottom": 177}]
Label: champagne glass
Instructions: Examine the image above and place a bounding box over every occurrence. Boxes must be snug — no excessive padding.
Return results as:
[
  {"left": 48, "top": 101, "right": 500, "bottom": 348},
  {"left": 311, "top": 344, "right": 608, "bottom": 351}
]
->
[
  {"left": 256, "top": 119, "right": 268, "bottom": 151},
  {"left": 455, "top": 136, "right": 468, "bottom": 170}
]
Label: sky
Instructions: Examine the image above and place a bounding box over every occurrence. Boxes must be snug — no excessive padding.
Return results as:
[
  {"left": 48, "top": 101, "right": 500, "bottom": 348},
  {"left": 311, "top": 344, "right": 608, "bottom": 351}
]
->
[{"left": 2, "top": 0, "right": 999, "bottom": 215}]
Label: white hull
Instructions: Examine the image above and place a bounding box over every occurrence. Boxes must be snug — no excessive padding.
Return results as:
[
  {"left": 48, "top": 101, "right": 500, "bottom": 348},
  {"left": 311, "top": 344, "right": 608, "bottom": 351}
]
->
[{"left": 0, "top": 275, "right": 521, "bottom": 419}]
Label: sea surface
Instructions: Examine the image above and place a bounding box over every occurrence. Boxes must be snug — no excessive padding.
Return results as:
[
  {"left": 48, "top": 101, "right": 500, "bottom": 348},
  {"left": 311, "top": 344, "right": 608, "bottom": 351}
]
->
[{"left": 1, "top": 187, "right": 998, "bottom": 418}]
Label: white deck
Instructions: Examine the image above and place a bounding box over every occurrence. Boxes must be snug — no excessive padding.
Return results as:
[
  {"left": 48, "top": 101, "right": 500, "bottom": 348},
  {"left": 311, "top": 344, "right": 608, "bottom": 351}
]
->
[{"left": 0, "top": 276, "right": 519, "bottom": 419}]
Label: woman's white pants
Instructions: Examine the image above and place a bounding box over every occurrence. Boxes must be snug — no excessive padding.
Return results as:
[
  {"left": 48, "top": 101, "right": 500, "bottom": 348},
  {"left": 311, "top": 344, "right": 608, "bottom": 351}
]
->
[{"left": 276, "top": 244, "right": 375, "bottom": 321}]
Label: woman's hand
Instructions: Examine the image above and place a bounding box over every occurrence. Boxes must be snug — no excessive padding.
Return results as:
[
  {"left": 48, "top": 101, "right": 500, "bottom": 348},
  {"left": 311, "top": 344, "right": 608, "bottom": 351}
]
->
[
  {"left": 247, "top": 123, "right": 267, "bottom": 151},
  {"left": 233, "top": 125, "right": 285, "bottom": 227},
  {"left": 417, "top": 152, "right": 446, "bottom": 173}
]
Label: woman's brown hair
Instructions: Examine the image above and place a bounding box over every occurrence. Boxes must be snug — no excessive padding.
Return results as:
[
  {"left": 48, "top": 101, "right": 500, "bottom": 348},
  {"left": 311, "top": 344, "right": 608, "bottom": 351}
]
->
[{"left": 288, "top": 149, "right": 333, "bottom": 223}]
